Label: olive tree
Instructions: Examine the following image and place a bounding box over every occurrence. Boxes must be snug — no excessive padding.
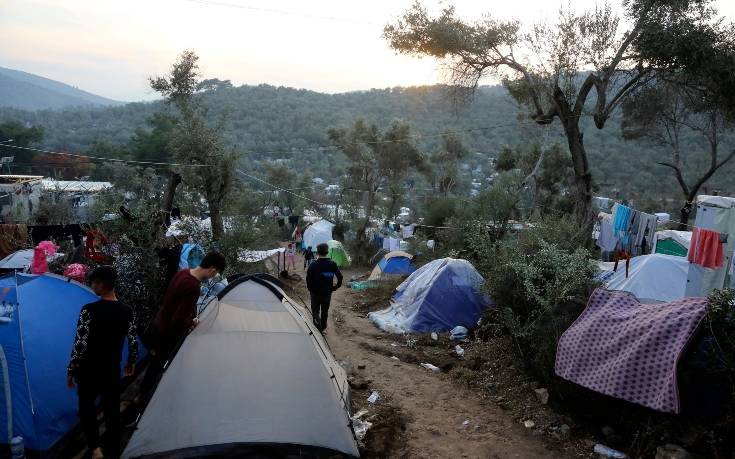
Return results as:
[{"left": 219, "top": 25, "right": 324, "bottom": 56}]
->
[{"left": 384, "top": 0, "right": 728, "bottom": 226}]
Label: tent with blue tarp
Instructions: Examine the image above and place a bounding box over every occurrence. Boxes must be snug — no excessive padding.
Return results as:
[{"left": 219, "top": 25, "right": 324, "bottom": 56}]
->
[
  {"left": 0, "top": 273, "right": 143, "bottom": 452},
  {"left": 369, "top": 251, "right": 416, "bottom": 281},
  {"left": 179, "top": 243, "right": 205, "bottom": 269},
  {"left": 368, "top": 258, "right": 492, "bottom": 333}
]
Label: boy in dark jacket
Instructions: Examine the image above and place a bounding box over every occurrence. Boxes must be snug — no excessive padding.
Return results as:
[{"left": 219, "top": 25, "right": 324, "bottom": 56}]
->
[
  {"left": 67, "top": 266, "right": 137, "bottom": 459},
  {"left": 306, "top": 243, "right": 342, "bottom": 332}
]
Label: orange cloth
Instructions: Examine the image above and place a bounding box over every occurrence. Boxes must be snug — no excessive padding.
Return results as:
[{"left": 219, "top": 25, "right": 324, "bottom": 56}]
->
[{"left": 688, "top": 227, "right": 724, "bottom": 269}]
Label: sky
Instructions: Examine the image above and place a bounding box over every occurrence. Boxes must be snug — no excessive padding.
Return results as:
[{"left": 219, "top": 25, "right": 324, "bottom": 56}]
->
[{"left": 2, "top": 0, "right": 734, "bottom": 102}]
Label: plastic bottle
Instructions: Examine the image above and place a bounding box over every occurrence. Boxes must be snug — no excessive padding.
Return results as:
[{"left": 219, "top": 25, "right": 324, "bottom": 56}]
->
[{"left": 10, "top": 436, "right": 24, "bottom": 459}]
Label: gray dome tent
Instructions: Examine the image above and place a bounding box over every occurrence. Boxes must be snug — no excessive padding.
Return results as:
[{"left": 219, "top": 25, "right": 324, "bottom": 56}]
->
[{"left": 123, "top": 274, "right": 359, "bottom": 458}]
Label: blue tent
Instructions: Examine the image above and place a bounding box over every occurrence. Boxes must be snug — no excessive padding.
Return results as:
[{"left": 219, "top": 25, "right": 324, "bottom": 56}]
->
[
  {"left": 369, "top": 258, "right": 492, "bottom": 333},
  {"left": 369, "top": 251, "right": 416, "bottom": 281},
  {"left": 179, "top": 243, "right": 204, "bottom": 270},
  {"left": 0, "top": 274, "right": 140, "bottom": 452}
]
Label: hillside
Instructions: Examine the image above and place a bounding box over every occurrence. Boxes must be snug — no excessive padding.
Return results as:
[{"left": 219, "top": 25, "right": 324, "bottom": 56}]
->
[
  {"left": 0, "top": 83, "right": 733, "bottom": 208},
  {"left": 0, "top": 66, "right": 121, "bottom": 110}
]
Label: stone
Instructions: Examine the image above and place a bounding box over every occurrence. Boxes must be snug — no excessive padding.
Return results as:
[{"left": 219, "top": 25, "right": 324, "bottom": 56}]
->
[
  {"left": 655, "top": 444, "right": 692, "bottom": 459},
  {"left": 534, "top": 388, "right": 549, "bottom": 405},
  {"left": 523, "top": 420, "right": 535, "bottom": 429}
]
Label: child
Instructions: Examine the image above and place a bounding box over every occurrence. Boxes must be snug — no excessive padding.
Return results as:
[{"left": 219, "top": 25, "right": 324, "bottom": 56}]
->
[
  {"left": 286, "top": 243, "right": 296, "bottom": 271},
  {"left": 67, "top": 266, "right": 137, "bottom": 459}
]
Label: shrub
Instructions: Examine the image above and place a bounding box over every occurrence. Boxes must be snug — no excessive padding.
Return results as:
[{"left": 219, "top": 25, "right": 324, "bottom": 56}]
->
[{"left": 473, "top": 217, "right": 598, "bottom": 384}]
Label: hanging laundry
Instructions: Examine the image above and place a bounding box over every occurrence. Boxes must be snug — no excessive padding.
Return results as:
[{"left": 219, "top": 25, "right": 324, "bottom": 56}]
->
[
  {"left": 612, "top": 203, "right": 632, "bottom": 245},
  {"left": 688, "top": 227, "right": 725, "bottom": 269},
  {"left": 634, "top": 212, "right": 658, "bottom": 253},
  {"left": 596, "top": 213, "right": 617, "bottom": 253}
]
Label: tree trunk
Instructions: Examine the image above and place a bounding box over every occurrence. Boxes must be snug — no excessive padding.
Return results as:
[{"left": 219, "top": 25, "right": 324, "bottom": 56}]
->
[
  {"left": 679, "top": 202, "right": 693, "bottom": 230},
  {"left": 564, "top": 121, "right": 593, "bottom": 229},
  {"left": 160, "top": 172, "right": 182, "bottom": 226},
  {"left": 209, "top": 201, "right": 224, "bottom": 240}
]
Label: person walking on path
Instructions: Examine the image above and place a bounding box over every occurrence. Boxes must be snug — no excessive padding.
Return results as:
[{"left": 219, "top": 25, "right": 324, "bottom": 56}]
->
[
  {"left": 67, "top": 266, "right": 138, "bottom": 459},
  {"left": 285, "top": 243, "right": 297, "bottom": 271},
  {"left": 303, "top": 245, "right": 314, "bottom": 270},
  {"left": 306, "top": 243, "right": 342, "bottom": 332},
  {"left": 133, "top": 252, "right": 226, "bottom": 413}
]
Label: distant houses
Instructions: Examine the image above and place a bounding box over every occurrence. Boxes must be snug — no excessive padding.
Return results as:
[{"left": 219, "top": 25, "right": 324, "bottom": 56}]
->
[{"left": 0, "top": 175, "right": 112, "bottom": 223}]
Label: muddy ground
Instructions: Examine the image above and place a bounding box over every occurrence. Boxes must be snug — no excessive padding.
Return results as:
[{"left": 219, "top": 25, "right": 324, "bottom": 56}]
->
[{"left": 288, "top": 270, "right": 596, "bottom": 459}]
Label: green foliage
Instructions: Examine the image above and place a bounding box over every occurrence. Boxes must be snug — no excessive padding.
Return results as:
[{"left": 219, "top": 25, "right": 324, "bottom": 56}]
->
[
  {"left": 150, "top": 50, "right": 238, "bottom": 240},
  {"left": 131, "top": 112, "right": 176, "bottom": 162},
  {"left": 472, "top": 217, "right": 598, "bottom": 383}
]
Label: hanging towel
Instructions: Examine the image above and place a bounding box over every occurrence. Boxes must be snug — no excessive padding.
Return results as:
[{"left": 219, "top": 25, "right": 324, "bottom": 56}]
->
[
  {"left": 688, "top": 227, "right": 724, "bottom": 269},
  {"left": 612, "top": 203, "right": 632, "bottom": 245}
]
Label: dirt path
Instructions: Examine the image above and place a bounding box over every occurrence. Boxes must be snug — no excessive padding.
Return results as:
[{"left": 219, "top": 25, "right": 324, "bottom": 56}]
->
[{"left": 295, "top": 270, "right": 571, "bottom": 459}]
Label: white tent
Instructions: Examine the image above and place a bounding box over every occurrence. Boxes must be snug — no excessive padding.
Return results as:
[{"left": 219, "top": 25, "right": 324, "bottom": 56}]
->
[
  {"left": 601, "top": 253, "right": 689, "bottom": 303},
  {"left": 302, "top": 219, "right": 334, "bottom": 250}
]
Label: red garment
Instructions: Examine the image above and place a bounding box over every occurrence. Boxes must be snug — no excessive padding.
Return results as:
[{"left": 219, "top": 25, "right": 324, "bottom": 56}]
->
[
  {"left": 153, "top": 269, "right": 201, "bottom": 339},
  {"left": 688, "top": 227, "right": 725, "bottom": 269}
]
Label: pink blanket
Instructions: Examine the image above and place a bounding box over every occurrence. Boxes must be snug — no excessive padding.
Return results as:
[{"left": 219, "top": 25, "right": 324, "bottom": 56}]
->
[{"left": 555, "top": 289, "right": 707, "bottom": 413}]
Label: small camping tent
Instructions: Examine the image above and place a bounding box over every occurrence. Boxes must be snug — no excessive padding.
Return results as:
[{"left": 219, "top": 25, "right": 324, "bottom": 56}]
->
[
  {"left": 601, "top": 253, "right": 689, "bottom": 303},
  {"left": 369, "top": 251, "right": 416, "bottom": 281},
  {"left": 652, "top": 230, "right": 691, "bottom": 257},
  {"left": 327, "top": 240, "right": 351, "bottom": 268},
  {"left": 123, "top": 274, "right": 359, "bottom": 459},
  {"left": 0, "top": 274, "right": 141, "bottom": 452},
  {"left": 302, "top": 219, "right": 334, "bottom": 251},
  {"left": 369, "top": 258, "right": 491, "bottom": 333}
]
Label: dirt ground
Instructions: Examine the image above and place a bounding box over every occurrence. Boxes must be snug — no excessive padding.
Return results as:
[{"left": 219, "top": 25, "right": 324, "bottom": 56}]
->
[{"left": 290, "top": 269, "right": 586, "bottom": 459}]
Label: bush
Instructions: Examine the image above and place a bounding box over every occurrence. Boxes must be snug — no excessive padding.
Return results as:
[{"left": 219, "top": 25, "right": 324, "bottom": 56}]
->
[{"left": 472, "top": 217, "right": 598, "bottom": 384}]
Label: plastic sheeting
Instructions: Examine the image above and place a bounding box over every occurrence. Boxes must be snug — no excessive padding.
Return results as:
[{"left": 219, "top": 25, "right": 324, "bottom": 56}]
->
[
  {"left": 602, "top": 254, "right": 689, "bottom": 303},
  {"left": 369, "top": 258, "right": 491, "bottom": 333},
  {"left": 302, "top": 220, "right": 334, "bottom": 251}
]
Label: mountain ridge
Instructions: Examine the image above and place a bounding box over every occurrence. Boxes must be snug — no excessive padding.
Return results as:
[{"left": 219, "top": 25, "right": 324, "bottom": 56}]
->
[{"left": 0, "top": 66, "right": 122, "bottom": 110}]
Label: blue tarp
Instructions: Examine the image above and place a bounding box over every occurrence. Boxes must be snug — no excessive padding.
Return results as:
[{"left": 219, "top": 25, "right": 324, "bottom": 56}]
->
[
  {"left": 0, "top": 274, "right": 143, "bottom": 451},
  {"left": 179, "top": 243, "right": 204, "bottom": 270},
  {"left": 377, "top": 257, "right": 414, "bottom": 275},
  {"left": 369, "top": 258, "right": 491, "bottom": 333}
]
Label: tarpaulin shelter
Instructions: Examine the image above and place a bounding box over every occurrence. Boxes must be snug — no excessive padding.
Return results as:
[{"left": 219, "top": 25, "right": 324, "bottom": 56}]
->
[
  {"left": 302, "top": 219, "right": 334, "bottom": 251},
  {"left": 369, "top": 258, "right": 491, "bottom": 333},
  {"left": 601, "top": 253, "right": 689, "bottom": 303},
  {"left": 0, "top": 274, "right": 141, "bottom": 452},
  {"left": 652, "top": 230, "right": 691, "bottom": 257},
  {"left": 327, "top": 240, "right": 351, "bottom": 268},
  {"left": 368, "top": 251, "right": 416, "bottom": 281},
  {"left": 123, "top": 274, "right": 359, "bottom": 458}
]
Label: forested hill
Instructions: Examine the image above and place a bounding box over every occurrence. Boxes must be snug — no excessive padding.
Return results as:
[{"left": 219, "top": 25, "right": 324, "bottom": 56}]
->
[
  {"left": 0, "top": 83, "right": 733, "bottom": 203},
  {"left": 0, "top": 66, "right": 121, "bottom": 110}
]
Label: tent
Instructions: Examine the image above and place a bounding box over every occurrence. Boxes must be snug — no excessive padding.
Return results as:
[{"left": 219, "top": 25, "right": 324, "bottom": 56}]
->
[
  {"left": 0, "top": 249, "right": 64, "bottom": 272},
  {"left": 652, "top": 230, "right": 691, "bottom": 257},
  {"left": 601, "top": 253, "right": 689, "bottom": 303},
  {"left": 369, "top": 258, "right": 491, "bottom": 333},
  {"left": 123, "top": 274, "right": 359, "bottom": 459},
  {"left": 179, "top": 243, "right": 204, "bottom": 269},
  {"left": 302, "top": 219, "right": 334, "bottom": 251},
  {"left": 0, "top": 250, "right": 34, "bottom": 271},
  {"left": 327, "top": 240, "right": 351, "bottom": 268},
  {"left": 368, "top": 251, "right": 416, "bottom": 281},
  {"left": 0, "top": 274, "right": 141, "bottom": 452}
]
